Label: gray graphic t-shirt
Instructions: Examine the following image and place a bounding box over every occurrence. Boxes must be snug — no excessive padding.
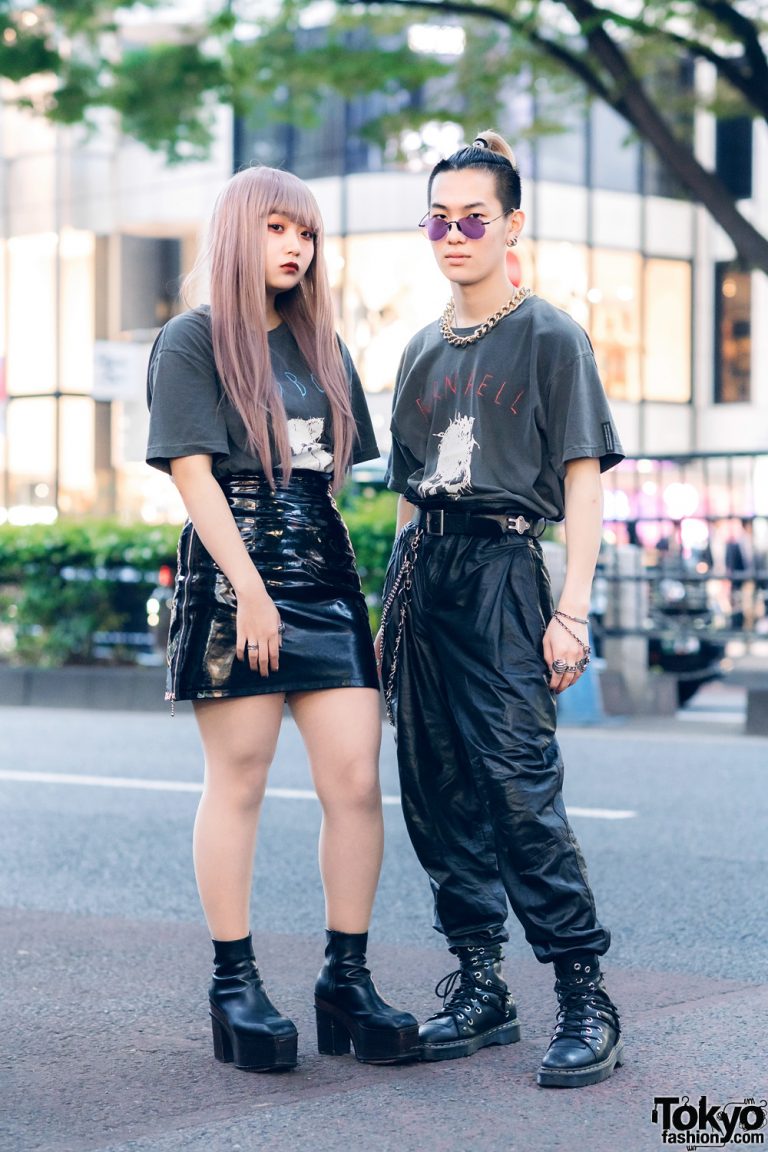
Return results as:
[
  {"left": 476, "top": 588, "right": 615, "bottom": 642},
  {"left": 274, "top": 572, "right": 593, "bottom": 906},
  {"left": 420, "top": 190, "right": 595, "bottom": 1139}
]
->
[
  {"left": 146, "top": 306, "right": 379, "bottom": 476},
  {"left": 386, "top": 295, "right": 624, "bottom": 521}
]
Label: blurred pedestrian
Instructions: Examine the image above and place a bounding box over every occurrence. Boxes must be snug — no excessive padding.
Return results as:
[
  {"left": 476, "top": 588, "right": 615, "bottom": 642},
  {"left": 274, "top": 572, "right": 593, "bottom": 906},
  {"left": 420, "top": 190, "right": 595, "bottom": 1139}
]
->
[
  {"left": 146, "top": 166, "right": 418, "bottom": 1073},
  {"left": 379, "top": 131, "right": 625, "bottom": 1087}
]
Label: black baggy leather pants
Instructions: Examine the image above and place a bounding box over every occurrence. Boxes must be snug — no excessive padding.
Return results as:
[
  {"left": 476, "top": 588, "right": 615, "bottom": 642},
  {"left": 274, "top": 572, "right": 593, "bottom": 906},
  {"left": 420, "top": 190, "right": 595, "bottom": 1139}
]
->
[{"left": 383, "top": 524, "right": 611, "bottom": 964}]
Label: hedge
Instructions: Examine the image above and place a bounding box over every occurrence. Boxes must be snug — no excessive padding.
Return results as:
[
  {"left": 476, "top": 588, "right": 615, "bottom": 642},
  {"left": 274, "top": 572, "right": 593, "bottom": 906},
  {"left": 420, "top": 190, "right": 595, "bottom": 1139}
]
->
[{"left": 0, "top": 484, "right": 398, "bottom": 667}]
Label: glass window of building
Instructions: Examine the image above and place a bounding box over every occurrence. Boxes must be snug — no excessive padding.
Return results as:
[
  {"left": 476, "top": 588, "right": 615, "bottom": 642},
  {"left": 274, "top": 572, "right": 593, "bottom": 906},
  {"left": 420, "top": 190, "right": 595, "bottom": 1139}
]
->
[
  {"left": 641, "top": 59, "right": 694, "bottom": 199},
  {"left": 643, "top": 259, "right": 692, "bottom": 402},
  {"left": 589, "top": 250, "right": 642, "bottom": 402},
  {"left": 7, "top": 234, "right": 57, "bottom": 397},
  {"left": 335, "top": 232, "right": 445, "bottom": 395},
  {"left": 589, "top": 102, "right": 640, "bottom": 193},
  {"left": 716, "top": 117, "right": 753, "bottom": 202},
  {"left": 715, "top": 263, "right": 751, "bottom": 403},
  {"left": 534, "top": 241, "right": 589, "bottom": 327},
  {"left": 533, "top": 88, "right": 587, "bottom": 185}
]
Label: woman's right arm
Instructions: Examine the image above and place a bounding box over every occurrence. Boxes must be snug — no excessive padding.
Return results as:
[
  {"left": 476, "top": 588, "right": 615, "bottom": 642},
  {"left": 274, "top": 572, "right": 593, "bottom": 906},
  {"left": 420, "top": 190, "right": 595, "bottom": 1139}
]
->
[
  {"left": 170, "top": 454, "right": 282, "bottom": 676},
  {"left": 396, "top": 494, "right": 417, "bottom": 533}
]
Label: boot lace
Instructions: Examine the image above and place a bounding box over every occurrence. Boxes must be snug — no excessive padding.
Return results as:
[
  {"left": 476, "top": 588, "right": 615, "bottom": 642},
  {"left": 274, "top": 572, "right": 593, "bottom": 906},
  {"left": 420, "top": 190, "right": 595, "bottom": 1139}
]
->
[
  {"left": 551, "top": 976, "right": 620, "bottom": 1045},
  {"left": 430, "top": 962, "right": 499, "bottom": 1024}
]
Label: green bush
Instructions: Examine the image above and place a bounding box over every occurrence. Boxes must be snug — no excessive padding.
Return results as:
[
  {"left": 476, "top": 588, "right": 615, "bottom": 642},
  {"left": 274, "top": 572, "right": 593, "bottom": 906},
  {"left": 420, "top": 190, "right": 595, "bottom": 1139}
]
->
[
  {"left": 337, "top": 485, "right": 398, "bottom": 629},
  {"left": 0, "top": 520, "right": 179, "bottom": 667},
  {"left": 0, "top": 486, "right": 398, "bottom": 666}
]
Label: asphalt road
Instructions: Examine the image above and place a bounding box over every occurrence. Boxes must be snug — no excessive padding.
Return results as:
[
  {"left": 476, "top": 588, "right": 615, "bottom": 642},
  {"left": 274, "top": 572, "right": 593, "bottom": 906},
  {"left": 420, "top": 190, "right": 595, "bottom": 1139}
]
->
[{"left": 1, "top": 705, "right": 766, "bottom": 1152}]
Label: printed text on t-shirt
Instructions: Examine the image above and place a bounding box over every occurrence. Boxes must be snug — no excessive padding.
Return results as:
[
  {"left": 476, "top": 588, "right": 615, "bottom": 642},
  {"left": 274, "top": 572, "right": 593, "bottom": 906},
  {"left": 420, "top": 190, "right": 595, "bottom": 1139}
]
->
[{"left": 415, "top": 369, "right": 525, "bottom": 420}]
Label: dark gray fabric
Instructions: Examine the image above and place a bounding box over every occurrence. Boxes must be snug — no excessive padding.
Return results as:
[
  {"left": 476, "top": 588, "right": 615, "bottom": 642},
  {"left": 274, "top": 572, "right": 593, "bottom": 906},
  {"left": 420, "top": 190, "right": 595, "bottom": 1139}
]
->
[
  {"left": 386, "top": 295, "right": 624, "bottom": 520},
  {"left": 146, "top": 306, "right": 379, "bottom": 476}
]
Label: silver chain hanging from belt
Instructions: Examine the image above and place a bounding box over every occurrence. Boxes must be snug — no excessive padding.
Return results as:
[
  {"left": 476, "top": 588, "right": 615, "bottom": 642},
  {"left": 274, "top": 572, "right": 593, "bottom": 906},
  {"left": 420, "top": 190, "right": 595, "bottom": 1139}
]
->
[{"left": 379, "top": 528, "right": 423, "bottom": 725}]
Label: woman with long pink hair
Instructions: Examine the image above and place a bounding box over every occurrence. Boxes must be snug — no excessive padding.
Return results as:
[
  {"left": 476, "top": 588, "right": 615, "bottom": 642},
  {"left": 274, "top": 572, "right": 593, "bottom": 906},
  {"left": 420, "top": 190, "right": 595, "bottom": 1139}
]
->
[{"left": 146, "top": 166, "right": 418, "bottom": 1073}]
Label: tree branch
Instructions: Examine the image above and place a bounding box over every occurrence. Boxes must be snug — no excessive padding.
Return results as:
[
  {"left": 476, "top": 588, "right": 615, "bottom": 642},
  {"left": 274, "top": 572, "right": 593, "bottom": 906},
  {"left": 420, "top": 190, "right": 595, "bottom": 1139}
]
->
[
  {"left": 591, "top": 2, "right": 768, "bottom": 117},
  {"left": 336, "top": 0, "right": 613, "bottom": 101},
  {"left": 559, "top": 0, "right": 768, "bottom": 271}
]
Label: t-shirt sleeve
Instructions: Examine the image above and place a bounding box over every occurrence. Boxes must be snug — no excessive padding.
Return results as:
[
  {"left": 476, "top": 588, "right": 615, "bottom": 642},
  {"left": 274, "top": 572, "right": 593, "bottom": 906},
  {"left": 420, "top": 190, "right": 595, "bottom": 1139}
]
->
[
  {"left": 384, "top": 346, "right": 420, "bottom": 494},
  {"left": 145, "top": 312, "right": 230, "bottom": 474},
  {"left": 545, "top": 348, "right": 624, "bottom": 476},
  {"left": 340, "top": 340, "right": 380, "bottom": 465}
]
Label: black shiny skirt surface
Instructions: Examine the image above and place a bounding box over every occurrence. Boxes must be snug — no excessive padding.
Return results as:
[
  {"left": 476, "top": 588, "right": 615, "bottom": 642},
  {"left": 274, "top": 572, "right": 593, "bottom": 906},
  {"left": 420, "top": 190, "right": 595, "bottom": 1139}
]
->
[{"left": 166, "top": 471, "right": 378, "bottom": 702}]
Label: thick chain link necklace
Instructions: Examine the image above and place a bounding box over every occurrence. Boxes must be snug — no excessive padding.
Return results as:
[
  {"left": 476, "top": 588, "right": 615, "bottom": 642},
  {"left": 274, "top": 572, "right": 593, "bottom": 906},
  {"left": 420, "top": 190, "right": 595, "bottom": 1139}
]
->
[{"left": 439, "top": 285, "right": 533, "bottom": 347}]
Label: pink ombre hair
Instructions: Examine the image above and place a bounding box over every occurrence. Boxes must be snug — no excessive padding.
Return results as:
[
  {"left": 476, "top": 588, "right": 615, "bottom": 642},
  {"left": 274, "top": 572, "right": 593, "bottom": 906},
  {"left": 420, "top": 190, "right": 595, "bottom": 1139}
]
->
[{"left": 197, "top": 166, "right": 355, "bottom": 490}]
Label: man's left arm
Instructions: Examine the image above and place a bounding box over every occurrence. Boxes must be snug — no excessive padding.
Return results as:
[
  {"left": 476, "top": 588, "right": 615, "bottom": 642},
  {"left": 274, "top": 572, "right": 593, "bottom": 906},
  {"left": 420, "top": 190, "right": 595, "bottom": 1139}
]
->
[{"left": 543, "top": 457, "right": 603, "bottom": 693}]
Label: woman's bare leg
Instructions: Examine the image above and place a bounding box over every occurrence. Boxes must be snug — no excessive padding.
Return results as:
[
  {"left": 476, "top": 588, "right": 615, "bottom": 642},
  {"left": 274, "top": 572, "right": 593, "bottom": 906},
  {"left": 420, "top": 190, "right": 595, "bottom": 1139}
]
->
[
  {"left": 192, "top": 693, "right": 285, "bottom": 941},
  {"left": 289, "top": 687, "right": 383, "bottom": 932}
]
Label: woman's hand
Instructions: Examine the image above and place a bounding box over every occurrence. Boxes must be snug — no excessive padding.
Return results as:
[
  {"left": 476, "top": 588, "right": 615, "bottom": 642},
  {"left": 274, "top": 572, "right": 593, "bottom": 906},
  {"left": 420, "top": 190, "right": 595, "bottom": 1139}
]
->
[
  {"left": 235, "top": 583, "right": 283, "bottom": 677},
  {"left": 169, "top": 456, "right": 283, "bottom": 677},
  {"left": 543, "top": 613, "right": 590, "bottom": 695}
]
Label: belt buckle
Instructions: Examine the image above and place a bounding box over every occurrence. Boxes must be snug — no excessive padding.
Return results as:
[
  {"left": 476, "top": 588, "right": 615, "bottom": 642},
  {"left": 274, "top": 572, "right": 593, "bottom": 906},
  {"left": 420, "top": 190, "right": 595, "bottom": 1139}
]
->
[
  {"left": 506, "top": 514, "right": 530, "bottom": 535},
  {"left": 426, "top": 509, "right": 444, "bottom": 535}
]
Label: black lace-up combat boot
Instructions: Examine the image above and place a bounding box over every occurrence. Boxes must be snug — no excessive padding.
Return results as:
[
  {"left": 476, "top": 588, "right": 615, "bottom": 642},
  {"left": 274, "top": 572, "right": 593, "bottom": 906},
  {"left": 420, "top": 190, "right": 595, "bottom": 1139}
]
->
[
  {"left": 419, "top": 944, "right": 521, "bottom": 1062},
  {"left": 537, "top": 954, "right": 623, "bottom": 1087},
  {"left": 209, "top": 935, "right": 298, "bottom": 1071},
  {"left": 314, "top": 930, "right": 420, "bottom": 1064}
]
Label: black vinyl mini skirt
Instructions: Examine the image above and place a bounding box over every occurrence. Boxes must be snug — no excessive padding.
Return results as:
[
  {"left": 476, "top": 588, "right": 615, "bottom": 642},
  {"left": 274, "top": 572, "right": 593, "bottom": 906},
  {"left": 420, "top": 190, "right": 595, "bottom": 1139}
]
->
[{"left": 166, "top": 470, "right": 379, "bottom": 702}]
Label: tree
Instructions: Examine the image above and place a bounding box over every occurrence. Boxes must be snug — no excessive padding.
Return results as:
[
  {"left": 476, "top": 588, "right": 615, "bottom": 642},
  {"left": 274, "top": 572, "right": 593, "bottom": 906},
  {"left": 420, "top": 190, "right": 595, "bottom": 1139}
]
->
[{"left": 1, "top": 0, "right": 767, "bottom": 272}]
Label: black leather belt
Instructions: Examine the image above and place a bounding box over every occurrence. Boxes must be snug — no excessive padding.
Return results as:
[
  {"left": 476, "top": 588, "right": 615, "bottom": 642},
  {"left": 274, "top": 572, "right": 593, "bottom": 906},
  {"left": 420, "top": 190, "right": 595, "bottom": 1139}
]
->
[{"left": 415, "top": 508, "right": 545, "bottom": 538}]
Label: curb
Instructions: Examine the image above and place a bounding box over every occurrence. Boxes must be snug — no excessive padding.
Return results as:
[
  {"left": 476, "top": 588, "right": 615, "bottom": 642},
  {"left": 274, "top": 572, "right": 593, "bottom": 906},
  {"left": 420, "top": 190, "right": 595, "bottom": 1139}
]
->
[{"left": 0, "top": 665, "right": 174, "bottom": 712}]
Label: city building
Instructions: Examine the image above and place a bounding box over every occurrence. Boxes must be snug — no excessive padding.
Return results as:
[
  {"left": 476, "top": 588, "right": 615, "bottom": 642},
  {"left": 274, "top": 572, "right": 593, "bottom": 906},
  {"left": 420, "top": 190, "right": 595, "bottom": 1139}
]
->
[{"left": 0, "top": 17, "right": 766, "bottom": 534}]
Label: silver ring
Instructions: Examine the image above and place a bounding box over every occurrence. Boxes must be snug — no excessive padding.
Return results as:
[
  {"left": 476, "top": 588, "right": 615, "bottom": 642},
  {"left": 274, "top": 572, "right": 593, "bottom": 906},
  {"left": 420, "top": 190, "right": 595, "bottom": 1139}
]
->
[
  {"left": 278, "top": 622, "right": 286, "bottom": 634},
  {"left": 552, "top": 658, "right": 569, "bottom": 675}
]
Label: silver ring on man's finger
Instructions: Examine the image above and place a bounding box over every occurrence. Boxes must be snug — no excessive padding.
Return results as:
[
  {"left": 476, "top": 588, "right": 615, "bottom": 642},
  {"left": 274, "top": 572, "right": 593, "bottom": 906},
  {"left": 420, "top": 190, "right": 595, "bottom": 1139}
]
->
[{"left": 551, "top": 658, "right": 568, "bottom": 675}]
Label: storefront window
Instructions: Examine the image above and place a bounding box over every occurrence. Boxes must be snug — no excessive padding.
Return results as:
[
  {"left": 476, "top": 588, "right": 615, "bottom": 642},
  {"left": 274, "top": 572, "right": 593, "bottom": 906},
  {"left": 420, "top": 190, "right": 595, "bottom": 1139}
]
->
[
  {"left": 336, "top": 232, "right": 445, "bottom": 395},
  {"left": 533, "top": 241, "right": 588, "bottom": 328},
  {"left": 589, "top": 250, "right": 642, "bottom": 402},
  {"left": 5, "top": 396, "right": 56, "bottom": 513},
  {"left": 61, "top": 230, "right": 95, "bottom": 393},
  {"left": 7, "top": 234, "right": 57, "bottom": 396},
  {"left": 715, "top": 264, "right": 751, "bottom": 403},
  {"left": 643, "top": 259, "right": 691, "bottom": 402}
]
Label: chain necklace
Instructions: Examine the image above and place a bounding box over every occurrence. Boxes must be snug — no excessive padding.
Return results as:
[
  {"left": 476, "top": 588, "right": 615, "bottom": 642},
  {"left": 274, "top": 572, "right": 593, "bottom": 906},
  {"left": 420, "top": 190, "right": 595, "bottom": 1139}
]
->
[{"left": 439, "top": 285, "right": 533, "bottom": 347}]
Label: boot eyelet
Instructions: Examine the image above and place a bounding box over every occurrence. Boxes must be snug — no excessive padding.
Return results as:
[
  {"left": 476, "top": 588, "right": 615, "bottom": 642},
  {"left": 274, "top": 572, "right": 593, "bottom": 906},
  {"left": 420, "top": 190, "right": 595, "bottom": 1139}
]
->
[
  {"left": 573, "top": 963, "right": 581, "bottom": 971},
  {"left": 483, "top": 995, "right": 489, "bottom": 1002},
  {"left": 585, "top": 1028, "right": 592, "bottom": 1035},
  {"left": 584, "top": 965, "right": 591, "bottom": 973}
]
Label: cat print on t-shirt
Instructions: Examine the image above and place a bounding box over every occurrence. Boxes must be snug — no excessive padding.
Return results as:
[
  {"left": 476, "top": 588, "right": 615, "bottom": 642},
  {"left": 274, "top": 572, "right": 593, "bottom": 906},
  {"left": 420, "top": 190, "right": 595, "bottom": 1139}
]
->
[
  {"left": 418, "top": 414, "right": 478, "bottom": 498},
  {"left": 287, "top": 417, "right": 334, "bottom": 471}
]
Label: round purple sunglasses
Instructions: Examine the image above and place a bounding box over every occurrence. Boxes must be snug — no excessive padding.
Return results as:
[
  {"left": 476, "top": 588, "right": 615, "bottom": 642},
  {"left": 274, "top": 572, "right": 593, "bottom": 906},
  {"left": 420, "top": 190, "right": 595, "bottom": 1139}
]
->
[{"left": 419, "top": 212, "right": 508, "bottom": 241}]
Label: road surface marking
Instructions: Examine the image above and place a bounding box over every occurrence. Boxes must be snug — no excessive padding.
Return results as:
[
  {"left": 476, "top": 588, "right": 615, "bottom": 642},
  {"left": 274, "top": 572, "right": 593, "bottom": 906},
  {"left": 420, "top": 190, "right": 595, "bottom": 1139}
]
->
[{"left": 0, "top": 769, "right": 636, "bottom": 818}]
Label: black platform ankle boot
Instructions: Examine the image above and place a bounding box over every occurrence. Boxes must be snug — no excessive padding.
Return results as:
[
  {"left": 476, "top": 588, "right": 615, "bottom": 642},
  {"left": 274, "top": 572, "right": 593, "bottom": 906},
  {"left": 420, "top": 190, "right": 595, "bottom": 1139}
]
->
[
  {"left": 314, "top": 930, "right": 420, "bottom": 1064},
  {"left": 419, "top": 944, "right": 521, "bottom": 1062},
  {"left": 209, "top": 935, "right": 298, "bottom": 1071},
  {"left": 537, "top": 953, "right": 623, "bottom": 1088}
]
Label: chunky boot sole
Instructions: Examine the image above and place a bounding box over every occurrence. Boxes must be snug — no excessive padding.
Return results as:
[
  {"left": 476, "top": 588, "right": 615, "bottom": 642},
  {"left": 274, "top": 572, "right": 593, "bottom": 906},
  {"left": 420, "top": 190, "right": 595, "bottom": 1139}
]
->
[
  {"left": 315, "top": 999, "right": 421, "bottom": 1065},
  {"left": 420, "top": 1018, "right": 522, "bottom": 1063},
  {"left": 210, "top": 1006, "right": 298, "bottom": 1072},
  {"left": 537, "top": 1037, "right": 624, "bottom": 1088}
]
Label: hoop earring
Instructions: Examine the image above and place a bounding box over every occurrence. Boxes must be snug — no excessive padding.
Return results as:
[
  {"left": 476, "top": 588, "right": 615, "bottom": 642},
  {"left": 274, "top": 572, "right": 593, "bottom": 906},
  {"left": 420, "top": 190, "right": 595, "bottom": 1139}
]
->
[{"left": 506, "top": 237, "right": 518, "bottom": 248}]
